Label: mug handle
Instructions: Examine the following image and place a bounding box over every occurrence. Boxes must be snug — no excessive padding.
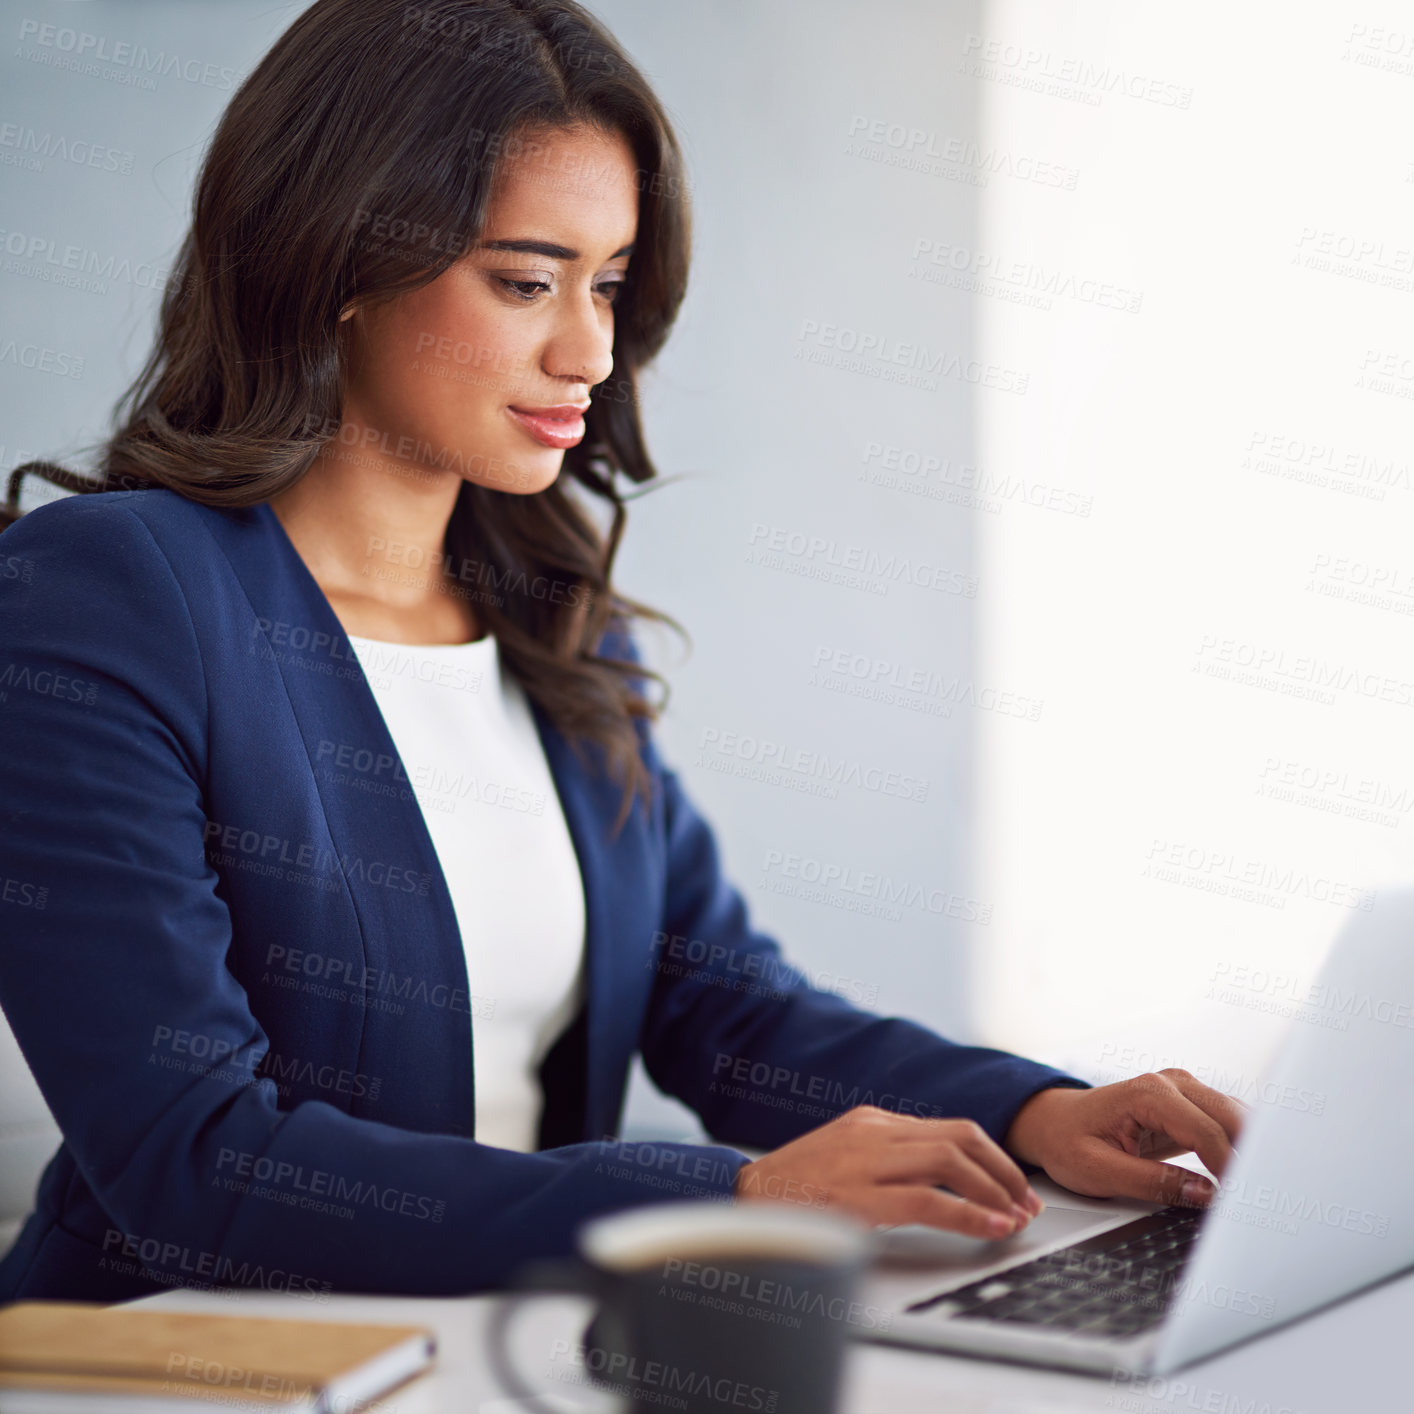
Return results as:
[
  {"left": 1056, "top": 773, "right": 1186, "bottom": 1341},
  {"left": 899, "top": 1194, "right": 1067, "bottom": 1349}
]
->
[{"left": 486, "top": 1257, "right": 609, "bottom": 1412}]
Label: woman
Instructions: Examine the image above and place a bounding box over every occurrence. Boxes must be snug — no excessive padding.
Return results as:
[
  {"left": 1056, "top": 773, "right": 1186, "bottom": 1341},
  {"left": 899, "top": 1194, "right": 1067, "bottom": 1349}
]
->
[{"left": 0, "top": 0, "right": 1240, "bottom": 1303}]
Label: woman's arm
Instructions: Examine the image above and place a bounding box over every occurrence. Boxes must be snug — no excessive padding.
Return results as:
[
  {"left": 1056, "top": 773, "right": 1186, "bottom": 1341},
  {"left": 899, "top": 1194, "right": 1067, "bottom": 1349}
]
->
[
  {"left": 0, "top": 496, "right": 748, "bottom": 1298},
  {"left": 608, "top": 628, "right": 1092, "bottom": 1153}
]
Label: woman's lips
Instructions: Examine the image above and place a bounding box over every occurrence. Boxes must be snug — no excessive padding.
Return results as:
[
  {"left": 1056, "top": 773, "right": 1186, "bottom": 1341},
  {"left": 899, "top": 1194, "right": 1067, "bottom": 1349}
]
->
[{"left": 506, "top": 405, "right": 587, "bottom": 449}]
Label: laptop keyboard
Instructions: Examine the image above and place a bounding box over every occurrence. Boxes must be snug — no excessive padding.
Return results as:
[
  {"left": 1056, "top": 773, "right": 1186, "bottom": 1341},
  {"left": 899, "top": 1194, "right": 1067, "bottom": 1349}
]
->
[{"left": 904, "top": 1205, "right": 1207, "bottom": 1341}]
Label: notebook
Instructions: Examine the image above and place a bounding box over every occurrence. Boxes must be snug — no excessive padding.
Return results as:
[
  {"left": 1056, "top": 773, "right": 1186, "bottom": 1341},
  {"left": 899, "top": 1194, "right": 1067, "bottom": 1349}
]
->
[{"left": 0, "top": 1301, "right": 436, "bottom": 1412}]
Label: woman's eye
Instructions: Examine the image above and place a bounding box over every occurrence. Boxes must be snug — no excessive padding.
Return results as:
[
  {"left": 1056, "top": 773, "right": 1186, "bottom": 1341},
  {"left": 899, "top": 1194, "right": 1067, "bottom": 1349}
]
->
[
  {"left": 495, "top": 275, "right": 624, "bottom": 303},
  {"left": 499, "top": 278, "right": 552, "bottom": 302}
]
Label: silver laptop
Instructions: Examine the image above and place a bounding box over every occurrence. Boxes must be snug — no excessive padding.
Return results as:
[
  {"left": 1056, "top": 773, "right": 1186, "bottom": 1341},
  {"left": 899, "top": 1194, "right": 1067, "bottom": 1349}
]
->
[{"left": 854, "top": 886, "right": 1414, "bottom": 1375}]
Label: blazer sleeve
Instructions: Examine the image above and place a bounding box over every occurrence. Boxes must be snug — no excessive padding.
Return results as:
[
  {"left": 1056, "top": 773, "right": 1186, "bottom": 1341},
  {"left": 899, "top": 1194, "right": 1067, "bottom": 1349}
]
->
[
  {"left": 0, "top": 498, "right": 748, "bottom": 1298},
  {"left": 617, "top": 630, "right": 1093, "bottom": 1155}
]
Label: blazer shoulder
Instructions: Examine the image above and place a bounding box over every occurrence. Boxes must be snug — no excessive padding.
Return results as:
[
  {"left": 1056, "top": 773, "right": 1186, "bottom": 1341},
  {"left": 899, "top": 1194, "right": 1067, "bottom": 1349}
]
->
[
  {"left": 1, "top": 489, "right": 252, "bottom": 595},
  {"left": 0, "top": 489, "right": 212, "bottom": 775},
  {"left": 0, "top": 489, "right": 216, "bottom": 649},
  {"left": 1, "top": 486, "right": 216, "bottom": 549}
]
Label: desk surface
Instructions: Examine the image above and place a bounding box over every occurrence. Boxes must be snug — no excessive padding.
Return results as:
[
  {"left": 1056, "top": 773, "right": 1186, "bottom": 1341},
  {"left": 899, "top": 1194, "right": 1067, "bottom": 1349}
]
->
[{"left": 135, "top": 1176, "right": 1412, "bottom": 1414}]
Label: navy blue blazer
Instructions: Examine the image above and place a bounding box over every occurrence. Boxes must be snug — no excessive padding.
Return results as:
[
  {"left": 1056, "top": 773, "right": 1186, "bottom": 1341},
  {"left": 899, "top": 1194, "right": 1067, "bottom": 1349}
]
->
[{"left": 0, "top": 488, "right": 1088, "bottom": 1303}]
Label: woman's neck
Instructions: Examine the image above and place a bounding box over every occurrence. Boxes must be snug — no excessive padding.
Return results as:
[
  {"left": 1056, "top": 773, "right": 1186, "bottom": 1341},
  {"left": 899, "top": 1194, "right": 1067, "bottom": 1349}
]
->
[{"left": 268, "top": 449, "right": 482, "bottom": 646}]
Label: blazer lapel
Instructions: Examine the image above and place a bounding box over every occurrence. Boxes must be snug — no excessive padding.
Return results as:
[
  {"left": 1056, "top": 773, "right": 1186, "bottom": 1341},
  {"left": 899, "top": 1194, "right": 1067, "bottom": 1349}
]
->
[
  {"left": 527, "top": 700, "right": 651, "bottom": 1142},
  {"left": 225, "top": 501, "right": 476, "bottom": 1136}
]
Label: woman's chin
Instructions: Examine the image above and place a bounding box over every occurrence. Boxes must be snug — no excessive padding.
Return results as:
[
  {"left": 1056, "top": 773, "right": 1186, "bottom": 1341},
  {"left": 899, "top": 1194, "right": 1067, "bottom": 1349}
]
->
[{"left": 473, "top": 448, "right": 567, "bottom": 496}]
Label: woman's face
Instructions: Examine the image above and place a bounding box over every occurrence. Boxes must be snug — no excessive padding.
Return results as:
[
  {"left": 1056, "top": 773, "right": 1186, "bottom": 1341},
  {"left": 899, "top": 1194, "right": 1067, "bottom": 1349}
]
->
[{"left": 341, "top": 123, "right": 640, "bottom": 495}]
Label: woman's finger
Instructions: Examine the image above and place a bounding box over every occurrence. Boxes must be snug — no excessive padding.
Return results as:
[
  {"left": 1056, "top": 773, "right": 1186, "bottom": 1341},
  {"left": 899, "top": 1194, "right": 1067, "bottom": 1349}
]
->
[
  {"left": 1157, "top": 1068, "right": 1248, "bottom": 1148},
  {"left": 924, "top": 1147, "right": 1029, "bottom": 1220},
  {"left": 1065, "top": 1142, "right": 1217, "bottom": 1209},
  {"left": 1125, "top": 1076, "right": 1234, "bottom": 1179},
  {"left": 871, "top": 1122, "right": 1036, "bottom": 1210},
  {"left": 949, "top": 1121, "right": 1039, "bottom": 1207},
  {"left": 858, "top": 1183, "right": 1025, "bottom": 1239}
]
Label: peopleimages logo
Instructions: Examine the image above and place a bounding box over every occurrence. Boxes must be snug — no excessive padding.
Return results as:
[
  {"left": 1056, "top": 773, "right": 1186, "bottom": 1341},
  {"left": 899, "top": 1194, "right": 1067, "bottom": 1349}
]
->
[
  {"left": 0, "top": 225, "right": 129, "bottom": 291},
  {"left": 844, "top": 114, "right": 1080, "bottom": 190},
  {"left": 696, "top": 725, "right": 930, "bottom": 805},
  {"left": 1213, "top": 1176, "right": 1388, "bottom": 1240},
  {"left": 101, "top": 1229, "right": 331, "bottom": 1299},
  {"left": 0, "top": 121, "right": 134, "bottom": 175},
  {"left": 214, "top": 1149, "right": 446, "bottom": 1223},
  {"left": 16, "top": 18, "right": 237, "bottom": 90}
]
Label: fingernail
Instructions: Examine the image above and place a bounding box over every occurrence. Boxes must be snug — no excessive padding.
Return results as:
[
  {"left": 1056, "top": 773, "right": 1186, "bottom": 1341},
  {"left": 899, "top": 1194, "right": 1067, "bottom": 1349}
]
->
[
  {"left": 1024, "top": 1188, "right": 1045, "bottom": 1216},
  {"left": 1011, "top": 1202, "right": 1032, "bottom": 1227},
  {"left": 986, "top": 1210, "right": 1014, "bottom": 1237},
  {"left": 1181, "top": 1177, "right": 1214, "bottom": 1206}
]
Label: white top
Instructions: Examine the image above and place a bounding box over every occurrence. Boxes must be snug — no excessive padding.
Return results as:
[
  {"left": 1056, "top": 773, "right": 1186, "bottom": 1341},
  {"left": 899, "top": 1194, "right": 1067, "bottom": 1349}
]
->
[{"left": 346, "top": 631, "right": 587, "bottom": 1152}]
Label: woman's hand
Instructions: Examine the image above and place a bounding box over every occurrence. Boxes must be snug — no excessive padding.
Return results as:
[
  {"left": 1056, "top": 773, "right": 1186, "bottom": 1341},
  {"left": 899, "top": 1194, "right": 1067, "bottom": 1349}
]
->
[
  {"left": 734, "top": 1105, "right": 1046, "bottom": 1238},
  {"left": 1003, "top": 1070, "right": 1248, "bottom": 1207}
]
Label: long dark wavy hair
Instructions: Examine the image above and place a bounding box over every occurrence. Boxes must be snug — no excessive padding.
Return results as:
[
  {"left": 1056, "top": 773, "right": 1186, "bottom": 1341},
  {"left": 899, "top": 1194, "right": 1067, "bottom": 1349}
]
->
[{"left": 0, "top": 0, "right": 695, "bottom": 835}]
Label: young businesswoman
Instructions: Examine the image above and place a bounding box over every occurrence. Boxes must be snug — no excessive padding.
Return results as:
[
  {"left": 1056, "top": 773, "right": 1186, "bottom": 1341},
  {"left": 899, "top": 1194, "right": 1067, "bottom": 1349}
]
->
[{"left": 0, "top": 0, "right": 1243, "bottom": 1303}]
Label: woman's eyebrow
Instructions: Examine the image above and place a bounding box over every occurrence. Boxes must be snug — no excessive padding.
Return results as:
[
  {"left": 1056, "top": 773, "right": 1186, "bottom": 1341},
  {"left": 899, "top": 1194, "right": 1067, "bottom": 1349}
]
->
[{"left": 477, "top": 237, "right": 635, "bottom": 260}]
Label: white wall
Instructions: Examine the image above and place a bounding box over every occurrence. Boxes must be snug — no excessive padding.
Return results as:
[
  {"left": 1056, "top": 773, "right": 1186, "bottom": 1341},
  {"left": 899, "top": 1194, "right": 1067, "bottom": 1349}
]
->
[
  {"left": 0, "top": 0, "right": 302, "bottom": 488},
  {"left": 969, "top": 1, "right": 1414, "bottom": 1084}
]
